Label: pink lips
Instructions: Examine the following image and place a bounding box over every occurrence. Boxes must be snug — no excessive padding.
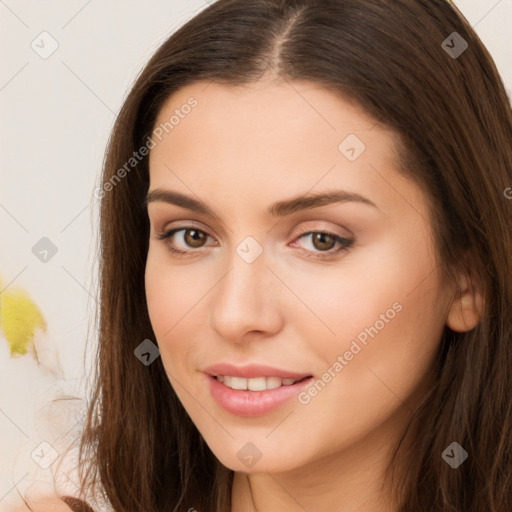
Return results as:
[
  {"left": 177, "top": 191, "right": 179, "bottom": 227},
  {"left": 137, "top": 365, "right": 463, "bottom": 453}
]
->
[
  {"left": 204, "top": 363, "right": 313, "bottom": 417},
  {"left": 203, "top": 363, "right": 311, "bottom": 380}
]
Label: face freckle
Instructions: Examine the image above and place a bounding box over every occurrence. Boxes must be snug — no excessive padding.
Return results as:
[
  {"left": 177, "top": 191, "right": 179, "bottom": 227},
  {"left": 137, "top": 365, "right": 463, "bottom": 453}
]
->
[{"left": 144, "top": 78, "right": 457, "bottom": 481}]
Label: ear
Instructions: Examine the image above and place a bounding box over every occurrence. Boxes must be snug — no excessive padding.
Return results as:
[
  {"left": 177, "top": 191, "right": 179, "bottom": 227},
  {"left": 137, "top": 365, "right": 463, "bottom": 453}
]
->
[{"left": 445, "top": 270, "right": 485, "bottom": 333}]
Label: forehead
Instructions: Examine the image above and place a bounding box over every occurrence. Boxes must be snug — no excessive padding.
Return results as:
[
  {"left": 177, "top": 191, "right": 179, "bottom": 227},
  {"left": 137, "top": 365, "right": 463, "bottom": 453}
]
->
[
  {"left": 147, "top": 79, "right": 423, "bottom": 220},
  {"left": 151, "top": 79, "right": 386, "bottom": 151}
]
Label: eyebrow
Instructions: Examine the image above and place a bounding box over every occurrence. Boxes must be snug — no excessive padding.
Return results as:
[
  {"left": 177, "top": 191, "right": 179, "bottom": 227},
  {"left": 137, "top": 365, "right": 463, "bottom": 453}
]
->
[{"left": 145, "top": 188, "right": 379, "bottom": 217}]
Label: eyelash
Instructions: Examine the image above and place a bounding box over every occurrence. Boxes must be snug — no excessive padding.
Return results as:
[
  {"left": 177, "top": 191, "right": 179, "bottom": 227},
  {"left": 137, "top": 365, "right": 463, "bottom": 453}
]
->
[{"left": 154, "top": 226, "right": 353, "bottom": 260}]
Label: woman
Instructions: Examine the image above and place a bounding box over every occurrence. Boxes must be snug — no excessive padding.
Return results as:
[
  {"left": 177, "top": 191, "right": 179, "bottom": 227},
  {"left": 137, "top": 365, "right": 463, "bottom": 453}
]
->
[{"left": 24, "top": 0, "right": 512, "bottom": 510}]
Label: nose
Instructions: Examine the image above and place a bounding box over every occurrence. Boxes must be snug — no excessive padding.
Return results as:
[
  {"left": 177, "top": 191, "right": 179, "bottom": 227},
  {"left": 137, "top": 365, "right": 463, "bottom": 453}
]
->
[{"left": 209, "top": 245, "right": 284, "bottom": 344}]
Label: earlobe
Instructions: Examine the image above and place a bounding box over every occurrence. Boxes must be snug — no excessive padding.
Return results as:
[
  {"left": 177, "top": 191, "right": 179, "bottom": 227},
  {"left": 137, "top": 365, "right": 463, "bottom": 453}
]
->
[{"left": 445, "top": 271, "right": 485, "bottom": 333}]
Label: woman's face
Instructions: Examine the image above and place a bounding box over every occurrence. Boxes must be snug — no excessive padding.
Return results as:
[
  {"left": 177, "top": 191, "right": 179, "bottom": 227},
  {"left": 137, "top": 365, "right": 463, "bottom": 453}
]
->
[{"left": 145, "top": 79, "right": 458, "bottom": 475}]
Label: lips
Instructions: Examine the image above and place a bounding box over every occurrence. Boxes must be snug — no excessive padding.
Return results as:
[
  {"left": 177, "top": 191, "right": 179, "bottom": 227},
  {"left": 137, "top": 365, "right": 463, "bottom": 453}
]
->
[
  {"left": 203, "top": 363, "right": 314, "bottom": 416},
  {"left": 203, "top": 362, "right": 312, "bottom": 380}
]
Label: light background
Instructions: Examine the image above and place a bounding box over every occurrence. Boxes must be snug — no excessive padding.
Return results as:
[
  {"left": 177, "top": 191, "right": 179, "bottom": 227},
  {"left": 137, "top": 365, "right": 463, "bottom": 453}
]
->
[{"left": 0, "top": 0, "right": 511, "bottom": 509}]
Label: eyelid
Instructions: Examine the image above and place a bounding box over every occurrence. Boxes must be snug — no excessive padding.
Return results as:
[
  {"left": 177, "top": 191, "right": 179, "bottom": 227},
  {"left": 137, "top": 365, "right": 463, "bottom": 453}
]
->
[
  {"left": 154, "top": 225, "right": 217, "bottom": 247},
  {"left": 154, "top": 218, "right": 351, "bottom": 239},
  {"left": 154, "top": 219, "right": 215, "bottom": 240},
  {"left": 293, "top": 223, "right": 351, "bottom": 239}
]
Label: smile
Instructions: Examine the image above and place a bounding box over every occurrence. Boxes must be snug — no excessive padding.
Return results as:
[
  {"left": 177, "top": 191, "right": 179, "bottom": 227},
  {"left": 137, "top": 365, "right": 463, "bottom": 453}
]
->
[
  {"left": 215, "top": 375, "right": 307, "bottom": 391},
  {"left": 208, "top": 374, "right": 314, "bottom": 417}
]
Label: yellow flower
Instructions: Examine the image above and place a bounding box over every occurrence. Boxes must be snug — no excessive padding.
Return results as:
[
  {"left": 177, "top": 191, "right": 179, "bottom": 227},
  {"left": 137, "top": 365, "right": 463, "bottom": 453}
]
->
[{"left": 0, "top": 275, "right": 47, "bottom": 358}]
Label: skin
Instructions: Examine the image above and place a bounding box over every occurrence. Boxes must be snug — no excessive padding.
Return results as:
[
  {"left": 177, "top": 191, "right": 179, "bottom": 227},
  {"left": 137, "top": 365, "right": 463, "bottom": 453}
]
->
[
  {"left": 10, "top": 499, "right": 73, "bottom": 511},
  {"left": 145, "top": 78, "right": 482, "bottom": 511}
]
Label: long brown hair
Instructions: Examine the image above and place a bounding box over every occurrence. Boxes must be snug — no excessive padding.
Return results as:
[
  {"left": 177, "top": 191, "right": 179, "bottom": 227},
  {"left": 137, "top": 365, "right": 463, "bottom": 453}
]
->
[{"left": 76, "top": 0, "right": 512, "bottom": 510}]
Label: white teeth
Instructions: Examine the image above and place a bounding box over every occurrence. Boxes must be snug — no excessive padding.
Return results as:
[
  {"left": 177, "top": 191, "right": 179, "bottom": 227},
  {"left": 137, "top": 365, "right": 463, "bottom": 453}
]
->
[
  {"left": 230, "top": 376, "right": 247, "bottom": 390},
  {"left": 216, "top": 375, "right": 302, "bottom": 391},
  {"left": 248, "top": 377, "right": 266, "bottom": 391},
  {"left": 266, "top": 377, "right": 282, "bottom": 389}
]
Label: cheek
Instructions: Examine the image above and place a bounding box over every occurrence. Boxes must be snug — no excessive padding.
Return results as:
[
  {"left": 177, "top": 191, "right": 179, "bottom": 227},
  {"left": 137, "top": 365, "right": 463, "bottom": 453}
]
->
[
  {"left": 144, "top": 247, "right": 217, "bottom": 376},
  {"left": 145, "top": 252, "right": 173, "bottom": 339},
  {"left": 145, "top": 250, "right": 188, "bottom": 354},
  {"left": 145, "top": 247, "right": 205, "bottom": 331},
  {"left": 286, "top": 228, "right": 446, "bottom": 394},
  {"left": 294, "top": 237, "right": 445, "bottom": 420},
  {"left": 279, "top": 228, "right": 442, "bottom": 345}
]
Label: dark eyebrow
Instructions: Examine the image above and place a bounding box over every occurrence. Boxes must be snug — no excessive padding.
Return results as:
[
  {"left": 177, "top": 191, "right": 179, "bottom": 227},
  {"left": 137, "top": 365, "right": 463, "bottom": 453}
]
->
[{"left": 145, "top": 188, "right": 379, "bottom": 216}]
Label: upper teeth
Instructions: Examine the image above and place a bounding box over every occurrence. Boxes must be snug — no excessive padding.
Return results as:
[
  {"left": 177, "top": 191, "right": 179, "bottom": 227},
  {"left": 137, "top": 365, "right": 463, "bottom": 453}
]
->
[{"left": 217, "top": 375, "right": 300, "bottom": 391}]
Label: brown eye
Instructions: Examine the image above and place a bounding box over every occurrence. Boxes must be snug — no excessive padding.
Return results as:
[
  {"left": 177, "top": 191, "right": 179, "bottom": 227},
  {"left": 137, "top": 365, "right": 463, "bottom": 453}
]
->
[
  {"left": 183, "top": 229, "right": 207, "bottom": 248},
  {"left": 155, "top": 227, "right": 213, "bottom": 254},
  {"left": 294, "top": 231, "right": 353, "bottom": 260},
  {"left": 311, "top": 232, "right": 337, "bottom": 251}
]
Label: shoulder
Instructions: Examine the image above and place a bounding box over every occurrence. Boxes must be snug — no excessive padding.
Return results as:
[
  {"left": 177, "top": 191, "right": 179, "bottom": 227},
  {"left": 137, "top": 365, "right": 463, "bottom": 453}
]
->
[
  {"left": 5, "top": 499, "right": 72, "bottom": 511},
  {"left": 7, "top": 496, "right": 94, "bottom": 512}
]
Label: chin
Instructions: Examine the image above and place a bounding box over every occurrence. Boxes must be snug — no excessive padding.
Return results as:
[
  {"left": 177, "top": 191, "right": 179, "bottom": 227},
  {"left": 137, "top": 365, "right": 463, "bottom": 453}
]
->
[{"left": 208, "top": 439, "right": 309, "bottom": 474}]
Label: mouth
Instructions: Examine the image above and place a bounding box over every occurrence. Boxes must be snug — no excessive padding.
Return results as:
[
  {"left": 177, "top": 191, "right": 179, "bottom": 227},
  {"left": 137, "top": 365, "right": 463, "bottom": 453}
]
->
[
  {"left": 213, "top": 374, "right": 312, "bottom": 391},
  {"left": 206, "top": 372, "right": 314, "bottom": 417}
]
